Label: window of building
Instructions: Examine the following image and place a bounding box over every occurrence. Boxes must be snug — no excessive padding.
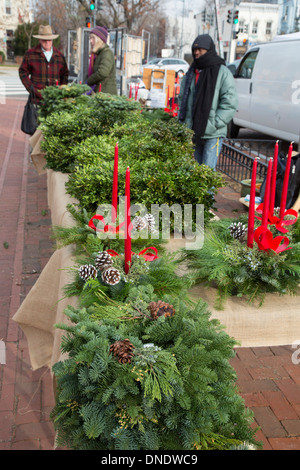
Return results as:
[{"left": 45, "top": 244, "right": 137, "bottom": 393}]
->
[
  {"left": 252, "top": 20, "right": 258, "bottom": 34},
  {"left": 239, "top": 20, "right": 245, "bottom": 33},
  {"left": 266, "top": 22, "right": 272, "bottom": 35},
  {"left": 5, "top": 0, "right": 11, "bottom": 15}
]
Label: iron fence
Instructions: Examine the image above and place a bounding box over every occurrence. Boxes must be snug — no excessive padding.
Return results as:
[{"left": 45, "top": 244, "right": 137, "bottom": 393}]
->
[{"left": 217, "top": 139, "right": 281, "bottom": 183}]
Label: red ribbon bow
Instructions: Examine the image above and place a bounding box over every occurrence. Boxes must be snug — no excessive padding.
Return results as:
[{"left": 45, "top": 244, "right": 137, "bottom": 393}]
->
[
  {"left": 106, "top": 247, "right": 158, "bottom": 262},
  {"left": 254, "top": 226, "right": 291, "bottom": 253},
  {"left": 88, "top": 215, "right": 125, "bottom": 233},
  {"left": 255, "top": 203, "right": 298, "bottom": 234}
]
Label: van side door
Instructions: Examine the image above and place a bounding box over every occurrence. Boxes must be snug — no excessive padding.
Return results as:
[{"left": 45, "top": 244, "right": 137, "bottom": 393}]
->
[{"left": 233, "top": 49, "right": 259, "bottom": 128}]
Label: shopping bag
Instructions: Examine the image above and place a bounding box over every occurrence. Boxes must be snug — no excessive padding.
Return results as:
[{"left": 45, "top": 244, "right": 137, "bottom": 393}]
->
[{"left": 21, "top": 87, "right": 38, "bottom": 135}]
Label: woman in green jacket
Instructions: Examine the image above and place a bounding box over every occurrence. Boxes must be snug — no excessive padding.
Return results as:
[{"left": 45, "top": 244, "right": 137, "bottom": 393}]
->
[
  {"left": 87, "top": 26, "right": 117, "bottom": 95},
  {"left": 178, "top": 34, "right": 238, "bottom": 169}
]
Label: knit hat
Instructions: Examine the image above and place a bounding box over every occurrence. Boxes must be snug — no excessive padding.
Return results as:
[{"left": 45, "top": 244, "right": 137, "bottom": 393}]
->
[
  {"left": 192, "top": 34, "right": 213, "bottom": 52},
  {"left": 90, "top": 26, "right": 108, "bottom": 43}
]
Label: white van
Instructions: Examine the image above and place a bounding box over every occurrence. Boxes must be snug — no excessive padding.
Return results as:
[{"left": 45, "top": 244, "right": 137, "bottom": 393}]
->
[{"left": 228, "top": 33, "right": 300, "bottom": 150}]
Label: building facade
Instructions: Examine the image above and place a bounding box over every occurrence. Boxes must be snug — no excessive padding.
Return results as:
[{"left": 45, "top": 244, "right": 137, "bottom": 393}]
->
[
  {"left": 278, "top": 0, "right": 300, "bottom": 33},
  {"left": 0, "top": 0, "right": 32, "bottom": 60},
  {"left": 195, "top": 2, "right": 280, "bottom": 62}
]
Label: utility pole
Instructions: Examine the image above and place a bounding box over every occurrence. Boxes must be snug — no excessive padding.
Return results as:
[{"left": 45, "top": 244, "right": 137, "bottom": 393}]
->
[{"left": 214, "top": 0, "right": 224, "bottom": 58}]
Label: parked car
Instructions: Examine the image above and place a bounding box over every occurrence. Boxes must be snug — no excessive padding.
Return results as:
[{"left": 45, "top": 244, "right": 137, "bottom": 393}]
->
[
  {"left": 228, "top": 33, "right": 300, "bottom": 149},
  {"left": 142, "top": 57, "right": 190, "bottom": 76}
]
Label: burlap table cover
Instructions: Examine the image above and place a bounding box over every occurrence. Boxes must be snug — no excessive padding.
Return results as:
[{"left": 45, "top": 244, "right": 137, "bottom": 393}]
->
[
  {"left": 29, "top": 129, "right": 47, "bottom": 175},
  {"left": 13, "top": 167, "right": 300, "bottom": 372},
  {"left": 13, "top": 169, "right": 79, "bottom": 370}
]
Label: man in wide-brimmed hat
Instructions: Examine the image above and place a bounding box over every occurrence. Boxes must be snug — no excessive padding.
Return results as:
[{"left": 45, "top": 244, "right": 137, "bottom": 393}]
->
[{"left": 19, "top": 25, "right": 69, "bottom": 104}]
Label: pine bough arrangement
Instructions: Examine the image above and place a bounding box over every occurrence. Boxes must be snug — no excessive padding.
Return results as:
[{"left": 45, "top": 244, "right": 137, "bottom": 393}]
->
[
  {"left": 38, "top": 85, "right": 265, "bottom": 450},
  {"left": 51, "top": 227, "right": 260, "bottom": 450},
  {"left": 182, "top": 214, "right": 300, "bottom": 310}
]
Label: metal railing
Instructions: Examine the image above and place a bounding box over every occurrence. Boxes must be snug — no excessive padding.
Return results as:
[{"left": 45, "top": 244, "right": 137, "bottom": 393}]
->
[{"left": 217, "top": 139, "right": 281, "bottom": 183}]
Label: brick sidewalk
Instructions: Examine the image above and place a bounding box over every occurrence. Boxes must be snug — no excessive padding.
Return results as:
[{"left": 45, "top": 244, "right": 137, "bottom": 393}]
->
[{"left": 0, "top": 98, "right": 300, "bottom": 450}]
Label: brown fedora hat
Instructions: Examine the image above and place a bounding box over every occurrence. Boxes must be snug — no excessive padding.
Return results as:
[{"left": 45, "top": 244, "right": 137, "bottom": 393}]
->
[{"left": 33, "top": 25, "right": 59, "bottom": 40}]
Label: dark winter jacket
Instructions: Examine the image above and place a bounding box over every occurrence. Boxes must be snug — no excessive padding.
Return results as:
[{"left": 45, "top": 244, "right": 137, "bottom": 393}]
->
[
  {"left": 19, "top": 44, "right": 69, "bottom": 103},
  {"left": 86, "top": 44, "right": 117, "bottom": 95}
]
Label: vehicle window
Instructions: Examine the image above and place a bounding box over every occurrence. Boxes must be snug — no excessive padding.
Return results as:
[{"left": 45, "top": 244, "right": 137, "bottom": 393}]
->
[
  {"left": 149, "top": 59, "right": 160, "bottom": 65},
  {"left": 236, "top": 50, "right": 258, "bottom": 79}
]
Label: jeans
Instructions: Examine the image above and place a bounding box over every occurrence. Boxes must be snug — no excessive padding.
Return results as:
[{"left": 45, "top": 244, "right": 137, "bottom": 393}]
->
[{"left": 194, "top": 137, "right": 223, "bottom": 169}]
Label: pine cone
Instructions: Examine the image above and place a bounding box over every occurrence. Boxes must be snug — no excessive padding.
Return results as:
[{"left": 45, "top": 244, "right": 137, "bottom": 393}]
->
[
  {"left": 228, "top": 222, "right": 247, "bottom": 241},
  {"left": 148, "top": 300, "right": 175, "bottom": 320},
  {"left": 95, "top": 251, "right": 113, "bottom": 271},
  {"left": 131, "top": 216, "right": 147, "bottom": 231},
  {"left": 78, "top": 264, "right": 97, "bottom": 281},
  {"left": 101, "top": 267, "right": 121, "bottom": 286},
  {"left": 109, "top": 339, "right": 135, "bottom": 364}
]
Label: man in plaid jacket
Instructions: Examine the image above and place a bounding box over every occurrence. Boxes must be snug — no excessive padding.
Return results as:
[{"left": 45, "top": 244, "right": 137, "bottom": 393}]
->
[{"left": 19, "top": 25, "right": 69, "bottom": 104}]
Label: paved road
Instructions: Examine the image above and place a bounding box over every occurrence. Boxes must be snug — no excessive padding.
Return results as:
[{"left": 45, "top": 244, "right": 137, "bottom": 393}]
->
[{"left": 0, "top": 66, "right": 28, "bottom": 100}]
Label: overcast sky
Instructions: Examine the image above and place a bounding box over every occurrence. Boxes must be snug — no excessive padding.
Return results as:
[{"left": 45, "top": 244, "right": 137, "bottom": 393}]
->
[{"left": 162, "top": 0, "right": 206, "bottom": 17}]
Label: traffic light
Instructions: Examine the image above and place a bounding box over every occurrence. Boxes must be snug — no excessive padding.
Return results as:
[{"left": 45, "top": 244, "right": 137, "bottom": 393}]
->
[
  {"left": 89, "top": 0, "right": 95, "bottom": 11},
  {"left": 207, "top": 12, "right": 214, "bottom": 25},
  {"left": 227, "top": 10, "right": 232, "bottom": 24},
  {"left": 86, "top": 17, "right": 91, "bottom": 27},
  {"left": 233, "top": 10, "right": 239, "bottom": 24}
]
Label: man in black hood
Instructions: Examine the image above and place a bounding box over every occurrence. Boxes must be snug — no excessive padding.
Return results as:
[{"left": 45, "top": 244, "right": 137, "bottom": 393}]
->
[{"left": 178, "top": 34, "right": 238, "bottom": 169}]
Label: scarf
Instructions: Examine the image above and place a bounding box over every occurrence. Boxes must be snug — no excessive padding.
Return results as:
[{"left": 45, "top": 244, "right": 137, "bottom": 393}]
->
[
  {"left": 180, "top": 35, "right": 225, "bottom": 142},
  {"left": 87, "top": 53, "right": 96, "bottom": 93}
]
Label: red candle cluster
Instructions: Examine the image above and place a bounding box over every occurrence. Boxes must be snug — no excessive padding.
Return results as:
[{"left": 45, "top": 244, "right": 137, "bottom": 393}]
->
[
  {"left": 111, "top": 143, "right": 118, "bottom": 223},
  {"left": 111, "top": 145, "right": 132, "bottom": 273},
  {"left": 247, "top": 141, "right": 296, "bottom": 252}
]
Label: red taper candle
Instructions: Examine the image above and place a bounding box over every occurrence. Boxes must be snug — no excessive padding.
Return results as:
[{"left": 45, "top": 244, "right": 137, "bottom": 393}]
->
[
  {"left": 280, "top": 142, "right": 293, "bottom": 219},
  {"left": 247, "top": 158, "right": 257, "bottom": 248},
  {"left": 124, "top": 166, "right": 131, "bottom": 274},
  {"left": 261, "top": 158, "right": 273, "bottom": 227},
  {"left": 269, "top": 140, "right": 278, "bottom": 216},
  {"left": 111, "top": 143, "right": 118, "bottom": 223}
]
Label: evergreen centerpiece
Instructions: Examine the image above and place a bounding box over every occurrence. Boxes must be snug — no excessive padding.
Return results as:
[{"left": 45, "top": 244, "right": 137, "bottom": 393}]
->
[
  {"left": 51, "top": 293, "right": 260, "bottom": 450},
  {"left": 182, "top": 215, "right": 300, "bottom": 309}
]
